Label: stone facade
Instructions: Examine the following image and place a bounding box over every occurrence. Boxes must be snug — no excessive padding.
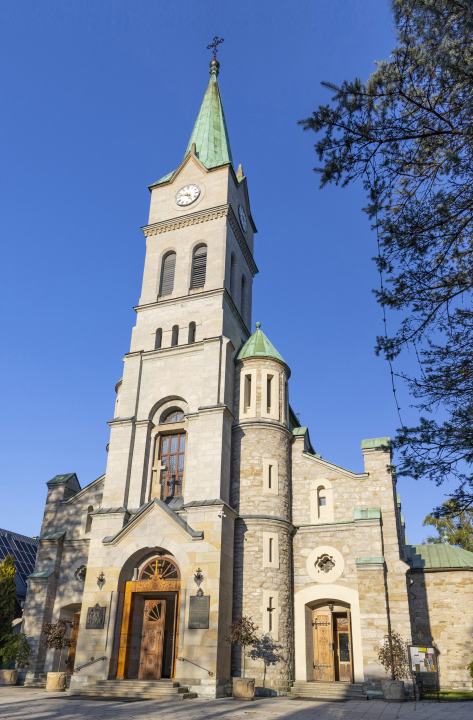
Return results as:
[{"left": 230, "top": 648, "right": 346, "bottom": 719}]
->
[{"left": 21, "top": 61, "right": 473, "bottom": 698}]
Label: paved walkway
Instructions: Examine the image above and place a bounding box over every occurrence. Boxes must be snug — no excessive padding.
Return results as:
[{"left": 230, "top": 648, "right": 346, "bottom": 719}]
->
[{"left": 0, "top": 687, "right": 472, "bottom": 720}]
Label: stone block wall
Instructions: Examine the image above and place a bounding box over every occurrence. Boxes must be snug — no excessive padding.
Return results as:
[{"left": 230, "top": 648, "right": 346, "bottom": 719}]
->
[
  {"left": 232, "top": 517, "right": 293, "bottom": 694},
  {"left": 409, "top": 569, "right": 473, "bottom": 691}
]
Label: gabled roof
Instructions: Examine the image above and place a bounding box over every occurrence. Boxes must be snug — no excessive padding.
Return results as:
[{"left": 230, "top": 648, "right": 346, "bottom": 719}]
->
[
  {"left": 102, "top": 497, "right": 203, "bottom": 545},
  {"left": 47, "top": 473, "right": 79, "bottom": 486},
  {"left": 150, "top": 63, "right": 233, "bottom": 188},
  {"left": 237, "top": 323, "right": 286, "bottom": 365},
  {"left": 406, "top": 542, "right": 473, "bottom": 569}
]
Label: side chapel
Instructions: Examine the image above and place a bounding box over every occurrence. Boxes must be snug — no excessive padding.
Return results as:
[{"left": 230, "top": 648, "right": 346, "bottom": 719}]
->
[{"left": 22, "top": 54, "right": 473, "bottom": 699}]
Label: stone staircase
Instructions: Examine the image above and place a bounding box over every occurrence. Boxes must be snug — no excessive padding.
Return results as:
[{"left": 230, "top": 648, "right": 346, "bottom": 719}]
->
[
  {"left": 289, "top": 681, "right": 366, "bottom": 701},
  {"left": 67, "top": 679, "right": 197, "bottom": 700}
]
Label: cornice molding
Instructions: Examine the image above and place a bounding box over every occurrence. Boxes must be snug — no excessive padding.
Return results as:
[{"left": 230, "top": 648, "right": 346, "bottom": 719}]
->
[
  {"left": 141, "top": 203, "right": 258, "bottom": 277},
  {"left": 233, "top": 419, "right": 293, "bottom": 439}
]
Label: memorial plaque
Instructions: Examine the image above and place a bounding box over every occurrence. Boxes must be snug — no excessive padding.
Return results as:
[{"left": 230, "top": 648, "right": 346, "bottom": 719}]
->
[
  {"left": 188, "top": 595, "right": 210, "bottom": 629},
  {"left": 86, "top": 603, "right": 106, "bottom": 629}
]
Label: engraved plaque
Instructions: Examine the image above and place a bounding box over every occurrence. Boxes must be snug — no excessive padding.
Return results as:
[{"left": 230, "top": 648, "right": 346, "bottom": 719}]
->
[
  {"left": 188, "top": 595, "right": 210, "bottom": 629},
  {"left": 86, "top": 603, "right": 106, "bottom": 629}
]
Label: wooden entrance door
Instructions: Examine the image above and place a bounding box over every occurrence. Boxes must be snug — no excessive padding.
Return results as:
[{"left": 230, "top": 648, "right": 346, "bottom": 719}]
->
[
  {"left": 335, "top": 614, "right": 353, "bottom": 682},
  {"left": 139, "top": 599, "right": 167, "bottom": 679},
  {"left": 313, "top": 609, "right": 334, "bottom": 681},
  {"left": 65, "top": 612, "right": 80, "bottom": 673}
]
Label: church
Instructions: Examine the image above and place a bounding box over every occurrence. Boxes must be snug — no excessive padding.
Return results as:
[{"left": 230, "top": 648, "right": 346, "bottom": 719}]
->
[{"left": 22, "top": 53, "right": 473, "bottom": 699}]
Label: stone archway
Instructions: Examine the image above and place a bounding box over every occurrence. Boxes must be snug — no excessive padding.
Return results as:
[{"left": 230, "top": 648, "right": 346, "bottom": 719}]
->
[
  {"left": 116, "top": 555, "right": 181, "bottom": 680},
  {"left": 294, "top": 584, "right": 364, "bottom": 683}
]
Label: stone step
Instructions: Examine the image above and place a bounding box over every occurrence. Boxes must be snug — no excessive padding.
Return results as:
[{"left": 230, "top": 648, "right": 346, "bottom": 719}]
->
[
  {"left": 67, "top": 678, "right": 196, "bottom": 701},
  {"left": 290, "top": 681, "right": 366, "bottom": 701},
  {"left": 71, "top": 689, "right": 197, "bottom": 700},
  {"left": 88, "top": 680, "right": 181, "bottom": 690}
]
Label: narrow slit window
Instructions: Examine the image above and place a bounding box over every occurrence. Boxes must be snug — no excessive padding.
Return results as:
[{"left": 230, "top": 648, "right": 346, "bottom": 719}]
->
[
  {"left": 159, "top": 252, "right": 176, "bottom": 297},
  {"left": 268, "top": 464, "right": 273, "bottom": 489},
  {"left": 266, "top": 375, "right": 273, "bottom": 413},
  {"left": 244, "top": 374, "right": 252, "bottom": 412},
  {"left": 269, "top": 537, "right": 273, "bottom": 564},
  {"left": 85, "top": 506, "right": 93, "bottom": 534},
  {"left": 190, "top": 245, "right": 207, "bottom": 289},
  {"left": 268, "top": 597, "right": 273, "bottom": 632},
  {"left": 155, "top": 328, "right": 162, "bottom": 349},
  {"left": 188, "top": 322, "right": 196, "bottom": 344},
  {"left": 230, "top": 253, "right": 236, "bottom": 297},
  {"left": 171, "top": 325, "right": 179, "bottom": 347}
]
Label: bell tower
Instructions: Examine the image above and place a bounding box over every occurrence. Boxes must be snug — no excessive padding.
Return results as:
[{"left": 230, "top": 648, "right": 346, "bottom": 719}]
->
[{"left": 102, "top": 54, "right": 258, "bottom": 511}]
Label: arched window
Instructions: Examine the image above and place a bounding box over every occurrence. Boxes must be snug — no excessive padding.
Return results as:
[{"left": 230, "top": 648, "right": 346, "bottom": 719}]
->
[
  {"left": 140, "top": 557, "right": 180, "bottom": 581},
  {"left": 152, "top": 432, "right": 186, "bottom": 498},
  {"left": 161, "top": 408, "right": 185, "bottom": 423},
  {"left": 188, "top": 321, "right": 196, "bottom": 343},
  {"left": 241, "top": 275, "right": 248, "bottom": 321},
  {"left": 159, "top": 251, "right": 176, "bottom": 296},
  {"left": 155, "top": 328, "right": 162, "bottom": 350},
  {"left": 190, "top": 244, "right": 207, "bottom": 289},
  {"left": 85, "top": 506, "right": 93, "bottom": 534},
  {"left": 318, "top": 487, "right": 327, "bottom": 519},
  {"left": 230, "top": 253, "right": 236, "bottom": 297},
  {"left": 171, "top": 325, "right": 179, "bottom": 346},
  {"left": 310, "top": 480, "right": 333, "bottom": 523}
]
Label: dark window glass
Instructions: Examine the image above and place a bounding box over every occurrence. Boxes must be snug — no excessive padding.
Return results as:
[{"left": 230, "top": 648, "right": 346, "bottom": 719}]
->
[
  {"left": 339, "top": 633, "right": 350, "bottom": 662},
  {"left": 159, "top": 432, "right": 186, "bottom": 498}
]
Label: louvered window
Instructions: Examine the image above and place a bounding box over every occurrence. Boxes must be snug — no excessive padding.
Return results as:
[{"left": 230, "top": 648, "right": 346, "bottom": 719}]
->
[
  {"left": 159, "top": 252, "right": 176, "bottom": 296},
  {"left": 190, "top": 245, "right": 207, "bottom": 289}
]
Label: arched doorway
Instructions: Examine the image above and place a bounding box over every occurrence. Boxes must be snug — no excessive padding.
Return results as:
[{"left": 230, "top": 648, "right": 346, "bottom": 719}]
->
[
  {"left": 312, "top": 601, "right": 353, "bottom": 682},
  {"left": 117, "top": 556, "right": 180, "bottom": 680},
  {"left": 294, "top": 585, "right": 364, "bottom": 683}
]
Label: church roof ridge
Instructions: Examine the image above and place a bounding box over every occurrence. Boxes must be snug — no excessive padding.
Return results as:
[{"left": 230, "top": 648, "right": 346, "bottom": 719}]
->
[{"left": 237, "top": 322, "right": 286, "bottom": 365}]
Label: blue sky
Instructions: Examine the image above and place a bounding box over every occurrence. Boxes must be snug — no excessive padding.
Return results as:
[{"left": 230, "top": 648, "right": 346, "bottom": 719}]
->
[{"left": 0, "top": 1, "right": 455, "bottom": 540}]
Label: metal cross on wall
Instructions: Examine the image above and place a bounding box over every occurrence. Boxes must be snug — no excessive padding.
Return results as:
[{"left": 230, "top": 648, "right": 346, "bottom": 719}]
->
[{"left": 207, "top": 36, "right": 224, "bottom": 60}]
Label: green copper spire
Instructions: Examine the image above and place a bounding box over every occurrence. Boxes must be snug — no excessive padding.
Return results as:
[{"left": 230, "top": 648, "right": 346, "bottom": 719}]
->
[
  {"left": 237, "top": 322, "right": 286, "bottom": 364},
  {"left": 149, "top": 52, "right": 234, "bottom": 189},
  {"left": 183, "top": 61, "right": 233, "bottom": 170}
]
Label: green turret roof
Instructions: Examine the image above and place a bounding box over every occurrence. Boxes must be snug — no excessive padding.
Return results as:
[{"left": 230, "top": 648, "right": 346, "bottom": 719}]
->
[
  {"left": 150, "top": 63, "right": 233, "bottom": 188},
  {"left": 406, "top": 542, "right": 473, "bottom": 569},
  {"left": 237, "top": 323, "right": 286, "bottom": 364}
]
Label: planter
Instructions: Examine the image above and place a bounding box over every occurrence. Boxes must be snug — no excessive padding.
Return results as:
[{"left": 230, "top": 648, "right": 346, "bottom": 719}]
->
[
  {"left": 381, "top": 679, "right": 405, "bottom": 701},
  {"left": 232, "top": 677, "right": 255, "bottom": 701},
  {"left": 0, "top": 669, "right": 18, "bottom": 686},
  {"left": 45, "top": 671, "right": 68, "bottom": 692}
]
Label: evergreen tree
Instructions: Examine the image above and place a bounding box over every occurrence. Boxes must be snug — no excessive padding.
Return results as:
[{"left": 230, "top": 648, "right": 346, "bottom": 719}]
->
[
  {"left": 299, "top": 0, "right": 473, "bottom": 514},
  {"left": 0, "top": 555, "right": 16, "bottom": 645},
  {"left": 423, "top": 499, "right": 473, "bottom": 551}
]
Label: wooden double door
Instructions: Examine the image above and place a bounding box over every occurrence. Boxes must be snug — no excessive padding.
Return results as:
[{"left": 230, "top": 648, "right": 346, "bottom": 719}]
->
[
  {"left": 66, "top": 612, "right": 80, "bottom": 674},
  {"left": 139, "top": 598, "right": 167, "bottom": 680},
  {"left": 313, "top": 609, "right": 353, "bottom": 682}
]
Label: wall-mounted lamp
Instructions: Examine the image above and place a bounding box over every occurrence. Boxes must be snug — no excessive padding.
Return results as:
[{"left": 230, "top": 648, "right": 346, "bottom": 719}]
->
[
  {"left": 328, "top": 601, "right": 334, "bottom": 612},
  {"left": 97, "top": 571, "right": 105, "bottom": 588}
]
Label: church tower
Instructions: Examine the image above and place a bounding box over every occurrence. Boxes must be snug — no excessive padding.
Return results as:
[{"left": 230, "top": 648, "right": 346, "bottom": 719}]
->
[{"left": 106, "top": 55, "right": 257, "bottom": 511}]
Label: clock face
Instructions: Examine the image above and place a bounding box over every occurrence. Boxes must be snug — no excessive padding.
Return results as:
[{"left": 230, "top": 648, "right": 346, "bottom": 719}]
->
[
  {"left": 238, "top": 204, "right": 248, "bottom": 232},
  {"left": 175, "top": 184, "right": 200, "bottom": 206}
]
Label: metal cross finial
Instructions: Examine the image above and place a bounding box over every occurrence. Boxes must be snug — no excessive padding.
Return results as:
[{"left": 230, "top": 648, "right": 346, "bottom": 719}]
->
[{"left": 207, "top": 36, "right": 224, "bottom": 60}]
